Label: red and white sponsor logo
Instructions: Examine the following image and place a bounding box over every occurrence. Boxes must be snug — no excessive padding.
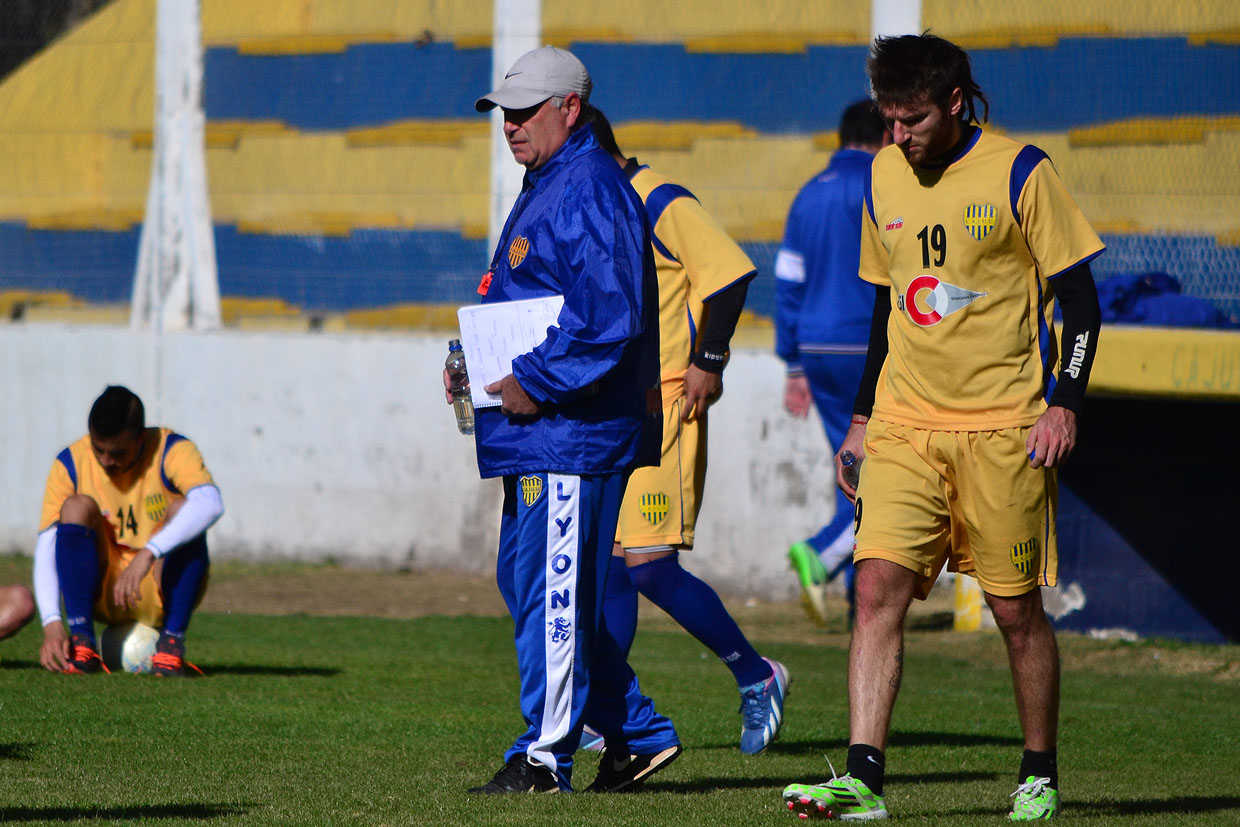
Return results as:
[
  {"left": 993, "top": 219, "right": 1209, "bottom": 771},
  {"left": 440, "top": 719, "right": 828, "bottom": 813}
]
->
[
  {"left": 885, "top": 217, "right": 904, "bottom": 231},
  {"left": 902, "top": 275, "right": 987, "bottom": 327}
]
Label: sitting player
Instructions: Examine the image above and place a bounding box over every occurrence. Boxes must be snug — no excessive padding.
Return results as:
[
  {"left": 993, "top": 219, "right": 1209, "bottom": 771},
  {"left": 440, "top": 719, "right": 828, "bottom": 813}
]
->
[{"left": 33, "top": 385, "right": 224, "bottom": 676}]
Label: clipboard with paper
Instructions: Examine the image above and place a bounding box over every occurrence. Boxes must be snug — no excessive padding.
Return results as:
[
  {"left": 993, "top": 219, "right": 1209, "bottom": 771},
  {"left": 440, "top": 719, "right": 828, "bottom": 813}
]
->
[{"left": 456, "top": 295, "right": 565, "bottom": 408}]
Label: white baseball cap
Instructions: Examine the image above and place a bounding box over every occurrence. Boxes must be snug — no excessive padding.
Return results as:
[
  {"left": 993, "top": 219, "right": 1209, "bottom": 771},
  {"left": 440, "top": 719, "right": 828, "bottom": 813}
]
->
[{"left": 475, "top": 46, "right": 592, "bottom": 113}]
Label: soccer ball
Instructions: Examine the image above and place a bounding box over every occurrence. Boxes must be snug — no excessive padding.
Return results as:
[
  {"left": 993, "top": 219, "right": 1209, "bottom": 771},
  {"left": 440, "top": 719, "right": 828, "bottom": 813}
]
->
[{"left": 100, "top": 622, "right": 161, "bottom": 673}]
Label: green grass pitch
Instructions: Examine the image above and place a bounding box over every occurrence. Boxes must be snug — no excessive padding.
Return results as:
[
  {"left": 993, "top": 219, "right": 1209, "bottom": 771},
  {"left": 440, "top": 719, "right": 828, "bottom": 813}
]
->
[{"left": 0, "top": 566, "right": 1236, "bottom": 825}]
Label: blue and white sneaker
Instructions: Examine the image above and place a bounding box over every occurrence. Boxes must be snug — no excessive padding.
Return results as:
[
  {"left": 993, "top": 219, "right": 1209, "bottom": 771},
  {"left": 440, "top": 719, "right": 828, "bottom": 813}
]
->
[
  {"left": 739, "top": 657, "right": 790, "bottom": 755},
  {"left": 578, "top": 724, "right": 605, "bottom": 752}
]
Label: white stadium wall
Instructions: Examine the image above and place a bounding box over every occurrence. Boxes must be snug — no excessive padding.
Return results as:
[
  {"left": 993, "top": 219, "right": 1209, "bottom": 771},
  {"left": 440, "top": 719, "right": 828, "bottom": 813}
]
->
[{"left": 0, "top": 325, "right": 836, "bottom": 600}]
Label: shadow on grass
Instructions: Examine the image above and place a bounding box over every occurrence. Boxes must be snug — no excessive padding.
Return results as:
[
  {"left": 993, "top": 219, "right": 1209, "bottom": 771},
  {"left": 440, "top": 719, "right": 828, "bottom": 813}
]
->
[
  {"left": 889, "top": 731, "right": 1023, "bottom": 748},
  {"left": 0, "top": 660, "right": 338, "bottom": 678},
  {"left": 906, "top": 610, "right": 954, "bottom": 630},
  {"left": 650, "top": 774, "right": 800, "bottom": 794},
  {"left": 1068, "top": 795, "right": 1240, "bottom": 818},
  {"left": 0, "top": 743, "right": 34, "bottom": 760},
  {"left": 952, "top": 795, "right": 1240, "bottom": 818},
  {"left": 767, "top": 730, "right": 1021, "bottom": 756},
  {"left": 647, "top": 769, "right": 1000, "bottom": 795},
  {"left": 0, "top": 659, "right": 40, "bottom": 670},
  {"left": 746, "top": 738, "right": 848, "bottom": 755},
  {"left": 0, "top": 803, "right": 248, "bottom": 822},
  {"left": 201, "top": 664, "right": 340, "bottom": 677},
  {"left": 887, "top": 770, "right": 1000, "bottom": 785}
]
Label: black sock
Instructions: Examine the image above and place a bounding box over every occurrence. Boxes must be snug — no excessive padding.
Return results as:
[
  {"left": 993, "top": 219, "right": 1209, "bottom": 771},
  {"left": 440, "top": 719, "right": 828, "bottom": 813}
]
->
[
  {"left": 1019, "top": 748, "right": 1058, "bottom": 789},
  {"left": 846, "top": 743, "right": 885, "bottom": 796}
]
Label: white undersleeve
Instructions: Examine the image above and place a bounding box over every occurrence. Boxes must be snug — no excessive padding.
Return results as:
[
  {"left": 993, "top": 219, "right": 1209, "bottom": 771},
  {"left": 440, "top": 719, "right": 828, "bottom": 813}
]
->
[
  {"left": 32, "top": 527, "right": 60, "bottom": 627},
  {"left": 146, "top": 484, "right": 224, "bottom": 557}
]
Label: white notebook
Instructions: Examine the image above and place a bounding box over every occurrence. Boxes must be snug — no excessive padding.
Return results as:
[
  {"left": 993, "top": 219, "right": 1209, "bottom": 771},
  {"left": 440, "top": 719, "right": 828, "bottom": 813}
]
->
[{"left": 457, "top": 295, "right": 565, "bottom": 408}]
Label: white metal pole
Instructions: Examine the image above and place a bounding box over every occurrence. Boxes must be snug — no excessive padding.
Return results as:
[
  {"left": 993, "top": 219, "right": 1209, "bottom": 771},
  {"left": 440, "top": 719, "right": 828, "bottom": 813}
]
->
[
  {"left": 131, "top": 0, "right": 219, "bottom": 333},
  {"left": 871, "top": 0, "right": 922, "bottom": 41},
  {"left": 488, "top": 0, "right": 541, "bottom": 262}
]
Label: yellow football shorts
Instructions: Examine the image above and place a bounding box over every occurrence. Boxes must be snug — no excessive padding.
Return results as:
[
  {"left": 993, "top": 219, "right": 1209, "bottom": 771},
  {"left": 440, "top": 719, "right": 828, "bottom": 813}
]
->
[
  {"left": 93, "top": 530, "right": 207, "bottom": 628},
  {"left": 854, "top": 418, "right": 1058, "bottom": 599},
  {"left": 616, "top": 394, "right": 708, "bottom": 548}
]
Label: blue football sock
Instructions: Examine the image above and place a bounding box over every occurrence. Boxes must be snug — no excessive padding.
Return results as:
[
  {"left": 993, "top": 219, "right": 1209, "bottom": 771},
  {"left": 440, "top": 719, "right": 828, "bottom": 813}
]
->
[
  {"left": 628, "top": 553, "right": 771, "bottom": 687},
  {"left": 159, "top": 535, "right": 209, "bottom": 637},
  {"left": 601, "top": 554, "right": 638, "bottom": 659},
  {"left": 55, "top": 523, "right": 100, "bottom": 645}
]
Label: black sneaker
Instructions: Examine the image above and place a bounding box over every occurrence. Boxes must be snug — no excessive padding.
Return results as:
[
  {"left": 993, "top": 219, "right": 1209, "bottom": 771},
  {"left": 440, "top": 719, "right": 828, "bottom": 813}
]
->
[
  {"left": 585, "top": 745, "right": 682, "bottom": 792},
  {"left": 66, "top": 634, "right": 108, "bottom": 675},
  {"left": 151, "top": 632, "right": 202, "bottom": 677},
  {"left": 467, "top": 756, "right": 560, "bottom": 794}
]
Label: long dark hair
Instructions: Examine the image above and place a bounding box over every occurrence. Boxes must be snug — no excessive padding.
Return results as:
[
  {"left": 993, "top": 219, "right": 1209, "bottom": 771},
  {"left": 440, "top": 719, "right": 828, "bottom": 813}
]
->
[{"left": 867, "top": 34, "right": 989, "bottom": 125}]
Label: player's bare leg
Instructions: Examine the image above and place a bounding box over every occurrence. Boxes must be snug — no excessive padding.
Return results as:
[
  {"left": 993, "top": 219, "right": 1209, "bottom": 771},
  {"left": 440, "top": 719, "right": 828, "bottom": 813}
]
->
[
  {"left": 848, "top": 558, "right": 918, "bottom": 749},
  {"left": 987, "top": 587, "right": 1061, "bottom": 819},
  {"left": 59, "top": 493, "right": 105, "bottom": 532},
  {"left": 0, "top": 584, "right": 34, "bottom": 640},
  {"left": 986, "top": 588, "right": 1059, "bottom": 751},
  {"left": 783, "top": 558, "right": 913, "bottom": 819}
]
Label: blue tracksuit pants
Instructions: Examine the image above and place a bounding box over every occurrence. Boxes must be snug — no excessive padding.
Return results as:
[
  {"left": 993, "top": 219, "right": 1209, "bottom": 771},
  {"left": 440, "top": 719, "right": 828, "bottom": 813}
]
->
[
  {"left": 496, "top": 471, "right": 679, "bottom": 790},
  {"left": 802, "top": 352, "right": 867, "bottom": 556}
]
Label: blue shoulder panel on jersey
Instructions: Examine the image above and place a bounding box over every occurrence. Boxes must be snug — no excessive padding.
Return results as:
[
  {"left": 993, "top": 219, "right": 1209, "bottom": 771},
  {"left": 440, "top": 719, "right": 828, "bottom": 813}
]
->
[
  {"left": 702, "top": 269, "right": 757, "bottom": 301},
  {"left": 161, "top": 433, "right": 187, "bottom": 495},
  {"left": 644, "top": 183, "right": 698, "bottom": 263},
  {"left": 863, "top": 173, "right": 876, "bottom": 225},
  {"left": 56, "top": 447, "right": 77, "bottom": 491},
  {"left": 1047, "top": 247, "right": 1106, "bottom": 280},
  {"left": 1010, "top": 145, "right": 1050, "bottom": 226},
  {"left": 1037, "top": 277, "right": 1056, "bottom": 403}
]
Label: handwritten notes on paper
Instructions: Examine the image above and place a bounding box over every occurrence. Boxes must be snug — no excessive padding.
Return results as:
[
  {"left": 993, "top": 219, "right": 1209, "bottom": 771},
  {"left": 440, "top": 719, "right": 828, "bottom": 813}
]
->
[{"left": 457, "top": 295, "right": 564, "bottom": 408}]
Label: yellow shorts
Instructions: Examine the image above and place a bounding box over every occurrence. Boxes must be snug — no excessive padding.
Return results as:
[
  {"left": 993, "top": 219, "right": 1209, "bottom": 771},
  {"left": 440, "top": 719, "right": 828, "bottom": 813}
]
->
[
  {"left": 854, "top": 418, "right": 1057, "bottom": 599},
  {"left": 92, "top": 532, "right": 207, "bottom": 628},
  {"left": 616, "top": 395, "right": 708, "bottom": 548}
]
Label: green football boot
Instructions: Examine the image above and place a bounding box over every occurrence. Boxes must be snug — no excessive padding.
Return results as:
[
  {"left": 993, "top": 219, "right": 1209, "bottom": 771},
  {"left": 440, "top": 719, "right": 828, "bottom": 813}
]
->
[
  {"left": 783, "top": 772, "right": 888, "bottom": 820},
  {"left": 787, "top": 541, "right": 829, "bottom": 625},
  {"left": 1009, "top": 776, "right": 1058, "bottom": 820}
]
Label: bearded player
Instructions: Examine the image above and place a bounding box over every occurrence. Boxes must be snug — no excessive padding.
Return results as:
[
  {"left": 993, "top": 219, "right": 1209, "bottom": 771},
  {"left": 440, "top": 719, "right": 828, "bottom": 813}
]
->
[{"left": 783, "top": 34, "right": 1102, "bottom": 820}]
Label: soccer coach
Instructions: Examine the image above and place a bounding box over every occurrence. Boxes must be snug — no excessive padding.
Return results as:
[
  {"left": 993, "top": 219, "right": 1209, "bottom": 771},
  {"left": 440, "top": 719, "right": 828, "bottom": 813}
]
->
[{"left": 464, "top": 46, "right": 679, "bottom": 795}]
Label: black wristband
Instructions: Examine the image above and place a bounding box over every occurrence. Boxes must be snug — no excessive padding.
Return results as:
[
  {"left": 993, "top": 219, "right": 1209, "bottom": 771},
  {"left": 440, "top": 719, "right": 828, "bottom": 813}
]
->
[{"left": 691, "top": 350, "right": 728, "bottom": 374}]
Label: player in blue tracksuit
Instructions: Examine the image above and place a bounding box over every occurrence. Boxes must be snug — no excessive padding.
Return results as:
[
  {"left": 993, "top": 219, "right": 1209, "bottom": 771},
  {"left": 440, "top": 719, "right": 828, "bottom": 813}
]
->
[
  {"left": 465, "top": 47, "right": 680, "bottom": 795},
  {"left": 776, "top": 101, "right": 890, "bottom": 624}
]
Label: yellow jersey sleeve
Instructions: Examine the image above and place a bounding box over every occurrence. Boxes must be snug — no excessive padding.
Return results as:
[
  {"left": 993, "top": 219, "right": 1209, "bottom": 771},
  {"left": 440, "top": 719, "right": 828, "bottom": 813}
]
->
[
  {"left": 162, "top": 437, "right": 215, "bottom": 494},
  {"left": 39, "top": 455, "right": 77, "bottom": 532},
  {"left": 652, "top": 195, "right": 756, "bottom": 300},
  {"left": 1017, "top": 157, "right": 1105, "bottom": 278}
]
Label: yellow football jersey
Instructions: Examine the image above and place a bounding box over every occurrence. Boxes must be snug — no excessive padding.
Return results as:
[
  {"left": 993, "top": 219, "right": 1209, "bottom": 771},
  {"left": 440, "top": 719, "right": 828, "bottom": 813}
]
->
[
  {"left": 40, "top": 428, "right": 215, "bottom": 550},
  {"left": 628, "top": 166, "right": 756, "bottom": 396},
  {"left": 860, "top": 129, "right": 1105, "bottom": 429}
]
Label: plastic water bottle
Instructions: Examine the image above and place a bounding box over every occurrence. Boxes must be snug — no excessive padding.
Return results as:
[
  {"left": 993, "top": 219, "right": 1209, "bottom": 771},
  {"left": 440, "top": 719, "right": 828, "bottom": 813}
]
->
[
  {"left": 445, "top": 339, "right": 474, "bottom": 435},
  {"left": 840, "top": 450, "right": 862, "bottom": 490}
]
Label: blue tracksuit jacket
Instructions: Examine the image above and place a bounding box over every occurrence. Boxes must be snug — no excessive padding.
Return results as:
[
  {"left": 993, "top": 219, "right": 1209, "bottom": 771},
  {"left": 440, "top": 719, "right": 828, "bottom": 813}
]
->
[
  {"left": 775, "top": 149, "right": 877, "bottom": 368},
  {"left": 475, "top": 127, "right": 660, "bottom": 478}
]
